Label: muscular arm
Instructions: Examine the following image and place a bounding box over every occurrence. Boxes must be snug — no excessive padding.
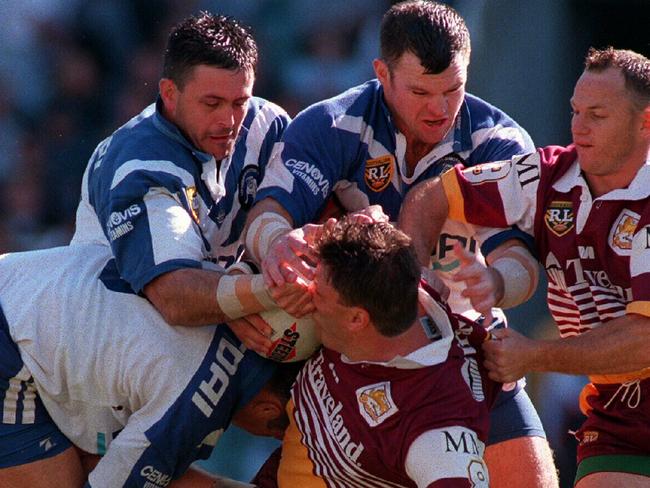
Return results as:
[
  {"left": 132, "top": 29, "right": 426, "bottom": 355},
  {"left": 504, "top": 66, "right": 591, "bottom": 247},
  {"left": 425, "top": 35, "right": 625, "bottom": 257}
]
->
[
  {"left": 144, "top": 268, "right": 235, "bottom": 326},
  {"left": 485, "top": 313, "right": 650, "bottom": 382},
  {"left": 143, "top": 266, "right": 274, "bottom": 353},
  {"left": 398, "top": 177, "right": 449, "bottom": 265}
]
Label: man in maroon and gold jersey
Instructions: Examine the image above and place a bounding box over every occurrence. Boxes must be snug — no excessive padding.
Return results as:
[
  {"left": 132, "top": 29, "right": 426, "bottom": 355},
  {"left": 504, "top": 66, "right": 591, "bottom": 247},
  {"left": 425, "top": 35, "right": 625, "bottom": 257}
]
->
[
  {"left": 400, "top": 47, "right": 650, "bottom": 486},
  {"left": 274, "top": 217, "right": 501, "bottom": 487}
]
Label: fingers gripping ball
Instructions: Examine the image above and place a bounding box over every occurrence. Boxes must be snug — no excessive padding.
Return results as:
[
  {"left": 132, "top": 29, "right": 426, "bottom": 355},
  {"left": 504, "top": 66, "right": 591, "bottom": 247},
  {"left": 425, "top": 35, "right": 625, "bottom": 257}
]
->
[{"left": 259, "top": 308, "right": 320, "bottom": 362}]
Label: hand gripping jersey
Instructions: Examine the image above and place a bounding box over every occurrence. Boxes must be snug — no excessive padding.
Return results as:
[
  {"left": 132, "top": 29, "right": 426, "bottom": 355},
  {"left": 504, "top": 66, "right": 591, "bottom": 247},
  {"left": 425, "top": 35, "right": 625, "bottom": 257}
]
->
[
  {"left": 72, "top": 97, "right": 290, "bottom": 292},
  {"left": 256, "top": 79, "right": 534, "bottom": 314},
  {"left": 0, "top": 245, "right": 275, "bottom": 487},
  {"left": 442, "top": 146, "right": 650, "bottom": 342},
  {"left": 278, "top": 286, "right": 500, "bottom": 488}
]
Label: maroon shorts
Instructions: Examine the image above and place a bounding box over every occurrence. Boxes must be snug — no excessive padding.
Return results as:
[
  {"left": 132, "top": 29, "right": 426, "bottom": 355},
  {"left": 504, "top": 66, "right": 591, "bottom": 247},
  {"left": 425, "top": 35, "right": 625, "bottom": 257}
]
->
[{"left": 576, "top": 377, "right": 650, "bottom": 463}]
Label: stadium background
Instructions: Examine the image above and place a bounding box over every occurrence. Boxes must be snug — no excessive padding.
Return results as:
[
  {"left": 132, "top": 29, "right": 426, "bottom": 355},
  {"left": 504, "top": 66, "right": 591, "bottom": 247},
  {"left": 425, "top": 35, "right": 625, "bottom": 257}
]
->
[{"left": 0, "top": 1, "right": 647, "bottom": 486}]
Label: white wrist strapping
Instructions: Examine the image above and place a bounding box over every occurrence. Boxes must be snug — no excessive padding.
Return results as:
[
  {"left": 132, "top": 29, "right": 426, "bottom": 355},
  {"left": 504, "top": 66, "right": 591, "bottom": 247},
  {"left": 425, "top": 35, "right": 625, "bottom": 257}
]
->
[
  {"left": 216, "top": 273, "right": 276, "bottom": 320},
  {"left": 245, "top": 212, "right": 292, "bottom": 264},
  {"left": 491, "top": 247, "right": 538, "bottom": 309}
]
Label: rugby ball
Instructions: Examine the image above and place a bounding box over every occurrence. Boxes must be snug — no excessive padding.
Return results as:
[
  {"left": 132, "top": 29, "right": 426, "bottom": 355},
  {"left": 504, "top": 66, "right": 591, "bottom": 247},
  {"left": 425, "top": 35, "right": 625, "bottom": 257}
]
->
[{"left": 259, "top": 307, "right": 321, "bottom": 362}]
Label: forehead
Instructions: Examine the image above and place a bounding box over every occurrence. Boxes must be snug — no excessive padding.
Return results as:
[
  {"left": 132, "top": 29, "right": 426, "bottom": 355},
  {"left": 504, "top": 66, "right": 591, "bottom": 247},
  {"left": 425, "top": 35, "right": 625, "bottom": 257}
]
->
[
  {"left": 183, "top": 64, "right": 254, "bottom": 98},
  {"left": 391, "top": 51, "right": 468, "bottom": 88},
  {"left": 572, "top": 68, "right": 629, "bottom": 108}
]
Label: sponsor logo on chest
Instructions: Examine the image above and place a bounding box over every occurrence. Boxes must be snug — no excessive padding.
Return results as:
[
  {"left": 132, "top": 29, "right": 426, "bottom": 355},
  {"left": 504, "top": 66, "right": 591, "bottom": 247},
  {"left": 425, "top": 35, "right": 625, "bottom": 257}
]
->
[
  {"left": 608, "top": 209, "right": 639, "bottom": 256},
  {"left": 356, "top": 381, "right": 398, "bottom": 427},
  {"left": 238, "top": 165, "right": 260, "bottom": 210},
  {"left": 544, "top": 200, "right": 574, "bottom": 237},
  {"left": 364, "top": 155, "right": 394, "bottom": 192}
]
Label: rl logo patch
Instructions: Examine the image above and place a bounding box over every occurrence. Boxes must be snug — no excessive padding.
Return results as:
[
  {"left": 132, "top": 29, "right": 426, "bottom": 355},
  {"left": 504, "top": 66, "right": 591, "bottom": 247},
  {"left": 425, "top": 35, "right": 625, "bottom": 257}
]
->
[
  {"left": 356, "top": 381, "right": 398, "bottom": 427},
  {"left": 544, "top": 201, "right": 574, "bottom": 237},
  {"left": 364, "top": 155, "right": 394, "bottom": 192},
  {"left": 609, "top": 209, "right": 639, "bottom": 256},
  {"left": 185, "top": 186, "right": 200, "bottom": 224}
]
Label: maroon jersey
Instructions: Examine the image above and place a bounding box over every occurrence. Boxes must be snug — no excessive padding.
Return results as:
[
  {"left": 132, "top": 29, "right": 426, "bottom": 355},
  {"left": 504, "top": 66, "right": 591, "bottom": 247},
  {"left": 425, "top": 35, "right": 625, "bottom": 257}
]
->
[
  {"left": 442, "top": 145, "right": 650, "bottom": 462},
  {"left": 277, "top": 288, "right": 499, "bottom": 487},
  {"left": 443, "top": 145, "right": 650, "bottom": 340}
]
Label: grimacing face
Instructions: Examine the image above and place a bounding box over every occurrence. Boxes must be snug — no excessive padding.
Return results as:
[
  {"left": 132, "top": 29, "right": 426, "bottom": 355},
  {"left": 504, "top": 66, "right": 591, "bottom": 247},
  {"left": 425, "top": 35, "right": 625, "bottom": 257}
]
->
[
  {"left": 161, "top": 64, "right": 254, "bottom": 159},
  {"left": 571, "top": 67, "right": 648, "bottom": 194},
  {"left": 375, "top": 51, "right": 468, "bottom": 154}
]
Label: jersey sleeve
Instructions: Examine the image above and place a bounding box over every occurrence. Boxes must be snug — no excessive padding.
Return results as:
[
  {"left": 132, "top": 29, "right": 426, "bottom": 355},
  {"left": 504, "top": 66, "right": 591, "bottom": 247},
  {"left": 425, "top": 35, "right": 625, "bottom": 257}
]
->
[
  {"left": 86, "top": 149, "right": 205, "bottom": 293},
  {"left": 405, "top": 426, "right": 489, "bottom": 488},
  {"left": 255, "top": 105, "right": 352, "bottom": 226},
  {"left": 441, "top": 151, "right": 543, "bottom": 238}
]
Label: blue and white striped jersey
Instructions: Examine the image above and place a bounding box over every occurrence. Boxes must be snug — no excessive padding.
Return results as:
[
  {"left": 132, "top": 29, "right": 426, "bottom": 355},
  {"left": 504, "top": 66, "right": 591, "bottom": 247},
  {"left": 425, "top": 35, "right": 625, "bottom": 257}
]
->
[
  {"left": 72, "top": 97, "right": 290, "bottom": 292},
  {"left": 256, "top": 79, "right": 535, "bottom": 315},
  {"left": 0, "top": 244, "right": 275, "bottom": 488}
]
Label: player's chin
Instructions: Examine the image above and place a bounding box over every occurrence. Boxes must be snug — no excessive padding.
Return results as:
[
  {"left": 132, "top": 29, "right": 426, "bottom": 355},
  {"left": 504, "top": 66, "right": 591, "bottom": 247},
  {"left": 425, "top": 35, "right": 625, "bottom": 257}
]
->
[{"left": 204, "top": 140, "right": 235, "bottom": 159}]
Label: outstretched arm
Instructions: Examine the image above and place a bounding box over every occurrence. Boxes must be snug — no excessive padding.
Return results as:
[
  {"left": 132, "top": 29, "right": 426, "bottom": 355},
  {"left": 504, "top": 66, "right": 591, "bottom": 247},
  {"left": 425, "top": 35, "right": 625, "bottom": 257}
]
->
[{"left": 483, "top": 313, "right": 650, "bottom": 382}]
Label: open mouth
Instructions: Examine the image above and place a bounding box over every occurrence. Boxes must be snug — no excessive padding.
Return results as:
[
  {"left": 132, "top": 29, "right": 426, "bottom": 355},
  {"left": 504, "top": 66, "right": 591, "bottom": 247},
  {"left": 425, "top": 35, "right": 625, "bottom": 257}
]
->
[{"left": 424, "top": 118, "right": 448, "bottom": 128}]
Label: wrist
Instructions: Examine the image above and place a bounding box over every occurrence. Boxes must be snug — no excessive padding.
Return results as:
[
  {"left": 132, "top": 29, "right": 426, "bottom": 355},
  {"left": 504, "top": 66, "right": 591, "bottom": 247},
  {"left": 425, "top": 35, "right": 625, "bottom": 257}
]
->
[
  {"left": 216, "top": 272, "right": 276, "bottom": 320},
  {"left": 245, "top": 212, "right": 292, "bottom": 264},
  {"left": 490, "top": 254, "right": 535, "bottom": 309}
]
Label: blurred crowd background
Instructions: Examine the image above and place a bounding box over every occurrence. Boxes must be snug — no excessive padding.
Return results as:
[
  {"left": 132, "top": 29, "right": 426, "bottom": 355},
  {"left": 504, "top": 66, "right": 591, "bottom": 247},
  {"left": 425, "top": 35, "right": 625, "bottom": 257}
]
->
[{"left": 1, "top": 1, "right": 647, "bottom": 486}]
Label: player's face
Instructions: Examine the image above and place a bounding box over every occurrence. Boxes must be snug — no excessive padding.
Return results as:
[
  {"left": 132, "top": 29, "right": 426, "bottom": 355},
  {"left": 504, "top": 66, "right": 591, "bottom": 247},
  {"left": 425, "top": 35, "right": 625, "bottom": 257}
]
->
[
  {"left": 571, "top": 67, "right": 649, "bottom": 194},
  {"left": 311, "top": 264, "right": 350, "bottom": 350},
  {"left": 375, "top": 52, "right": 467, "bottom": 153},
  {"left": 161, "top": 65, "right": 254, "bottom": 160}
]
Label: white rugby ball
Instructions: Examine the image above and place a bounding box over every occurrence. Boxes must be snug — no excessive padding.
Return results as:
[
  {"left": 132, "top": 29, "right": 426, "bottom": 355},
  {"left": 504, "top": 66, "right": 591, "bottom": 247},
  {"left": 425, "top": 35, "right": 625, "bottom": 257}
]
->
[{"left": 259, "top": 308, "right": 321, "bottom": 362}]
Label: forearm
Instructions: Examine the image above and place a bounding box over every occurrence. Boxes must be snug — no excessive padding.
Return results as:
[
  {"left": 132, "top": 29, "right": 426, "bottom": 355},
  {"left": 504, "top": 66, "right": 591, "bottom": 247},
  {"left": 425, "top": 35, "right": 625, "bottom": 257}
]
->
[
  {"left": 144, "top": 267, "right": 273, "bottom": 326},
  {"left": 531, "top": 314, "right": 650, "bottom": 376},
  {"left": 398, "top": 178, "right": 449, "bottom": 265},
  {"left": 244, "top": 198, "right": 295, "bottom": 265}
]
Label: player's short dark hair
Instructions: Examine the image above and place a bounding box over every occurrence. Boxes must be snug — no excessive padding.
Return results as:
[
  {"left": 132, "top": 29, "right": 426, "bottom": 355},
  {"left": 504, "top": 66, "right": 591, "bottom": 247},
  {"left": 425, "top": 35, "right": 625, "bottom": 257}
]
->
[
  {"left": 316, "top": 217, "right": 420, "bottom": 337},
  {"left": 162, "top": 12, "right": 258, "bottom": 89},
  {"left": 380, "top": 0, "right": 470, "bottom": 74},
  {"left": 265, "top": 361, "right": 304, "bottom": 401},
  {"left": 585, "top": 47, "right": 650, "bottom": 111}
]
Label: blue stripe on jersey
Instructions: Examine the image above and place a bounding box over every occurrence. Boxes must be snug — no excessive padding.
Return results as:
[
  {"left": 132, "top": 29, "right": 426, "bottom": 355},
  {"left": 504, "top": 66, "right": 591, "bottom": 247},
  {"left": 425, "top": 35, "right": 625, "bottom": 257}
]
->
[
  {"left": 256, "top": 79, "right": 534, "bottom": 225},
  {"left": 0, "top": 305, "right": 50, "bottom": 425},
  {"left": 120, "top": 327, "right": 275, "bottom": 485},
  {"left": 79, "top": 96, "right": 290, "bottom": 289}
]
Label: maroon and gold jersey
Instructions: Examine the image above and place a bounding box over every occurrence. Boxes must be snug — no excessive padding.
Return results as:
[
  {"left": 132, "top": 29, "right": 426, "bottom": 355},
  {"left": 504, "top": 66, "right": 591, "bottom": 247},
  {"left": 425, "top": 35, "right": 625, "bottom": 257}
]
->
[
  {"left": 278, "top": 288, "right": 499, "bottom": 487},
  {"left": 442, "top": 145, "right": 650, "bottom": 341}
]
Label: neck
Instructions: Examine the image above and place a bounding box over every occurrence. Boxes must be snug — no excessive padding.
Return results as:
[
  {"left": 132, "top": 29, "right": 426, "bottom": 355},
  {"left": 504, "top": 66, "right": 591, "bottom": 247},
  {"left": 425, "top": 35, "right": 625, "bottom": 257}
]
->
[
  {"left": 586, "top": 148, "right": 649, "bottom": 197},
  {"left": 342, "top": 316, "right": 430, "bottom": 363},
  {"left": 404, "top": 141, "right": 434, "bottom": 175}
]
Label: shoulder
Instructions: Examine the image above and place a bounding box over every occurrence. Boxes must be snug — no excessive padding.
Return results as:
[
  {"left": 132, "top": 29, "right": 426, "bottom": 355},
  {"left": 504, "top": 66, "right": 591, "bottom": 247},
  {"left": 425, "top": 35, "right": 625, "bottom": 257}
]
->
[
  {"left": 292, "top": 80, "right": 379, "bottom": 126},
  {"left": 464, "top": 93, "right": 523, "bottom": 129},
  {"left": 99, "top": 116, "right": 196, "bottom": 178},
  {"left": 245, "top": 96, "right": 291, "bottom": 124}
]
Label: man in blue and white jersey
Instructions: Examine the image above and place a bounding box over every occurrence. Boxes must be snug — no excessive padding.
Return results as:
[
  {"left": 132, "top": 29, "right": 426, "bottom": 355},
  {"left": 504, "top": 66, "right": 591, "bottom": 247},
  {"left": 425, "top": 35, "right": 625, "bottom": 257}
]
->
[
  {"left": 244, "top": 2, "right": 558, "bottom": 485},
  {"left": 0, "top": 244, "right": 300, "bottom": 488},
  {"left": 71, "top": 12, "right": 290, "bottom": 353}
]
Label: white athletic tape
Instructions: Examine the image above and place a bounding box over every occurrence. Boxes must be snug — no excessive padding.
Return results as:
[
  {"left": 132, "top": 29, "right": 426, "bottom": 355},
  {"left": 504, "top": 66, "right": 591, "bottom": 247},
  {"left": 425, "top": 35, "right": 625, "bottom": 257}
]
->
[
  {"left": 216, "top": 274, "right": 276, "bottom": 320},
  {"left": 245, "top": 212, "right": 292, "bottom": 264},
  {"left": 491, "top": 256, "right": 533, "bottom": 309}
]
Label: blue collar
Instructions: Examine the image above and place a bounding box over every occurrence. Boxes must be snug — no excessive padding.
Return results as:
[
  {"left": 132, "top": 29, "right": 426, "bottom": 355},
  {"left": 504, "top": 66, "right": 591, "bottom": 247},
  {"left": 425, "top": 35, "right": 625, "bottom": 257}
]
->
[{"left": 151, "top": 97, "right": 214, "bottom": 164}]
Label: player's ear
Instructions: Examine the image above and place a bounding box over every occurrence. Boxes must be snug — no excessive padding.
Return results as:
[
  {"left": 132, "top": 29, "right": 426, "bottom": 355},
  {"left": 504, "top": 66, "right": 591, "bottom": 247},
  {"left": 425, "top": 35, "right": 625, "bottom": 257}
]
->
[
  {"left": 642, "top": 106, "right": 650, "bottom": 131},
  {"left": 347, "top": 307, "right": 370, "bottom": 333},
  {"left": 159, "top": 78, "right": 179, "bottom": 113},
  {"left": 373, "top": 58, "right": 389, "bottom": 86}
]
